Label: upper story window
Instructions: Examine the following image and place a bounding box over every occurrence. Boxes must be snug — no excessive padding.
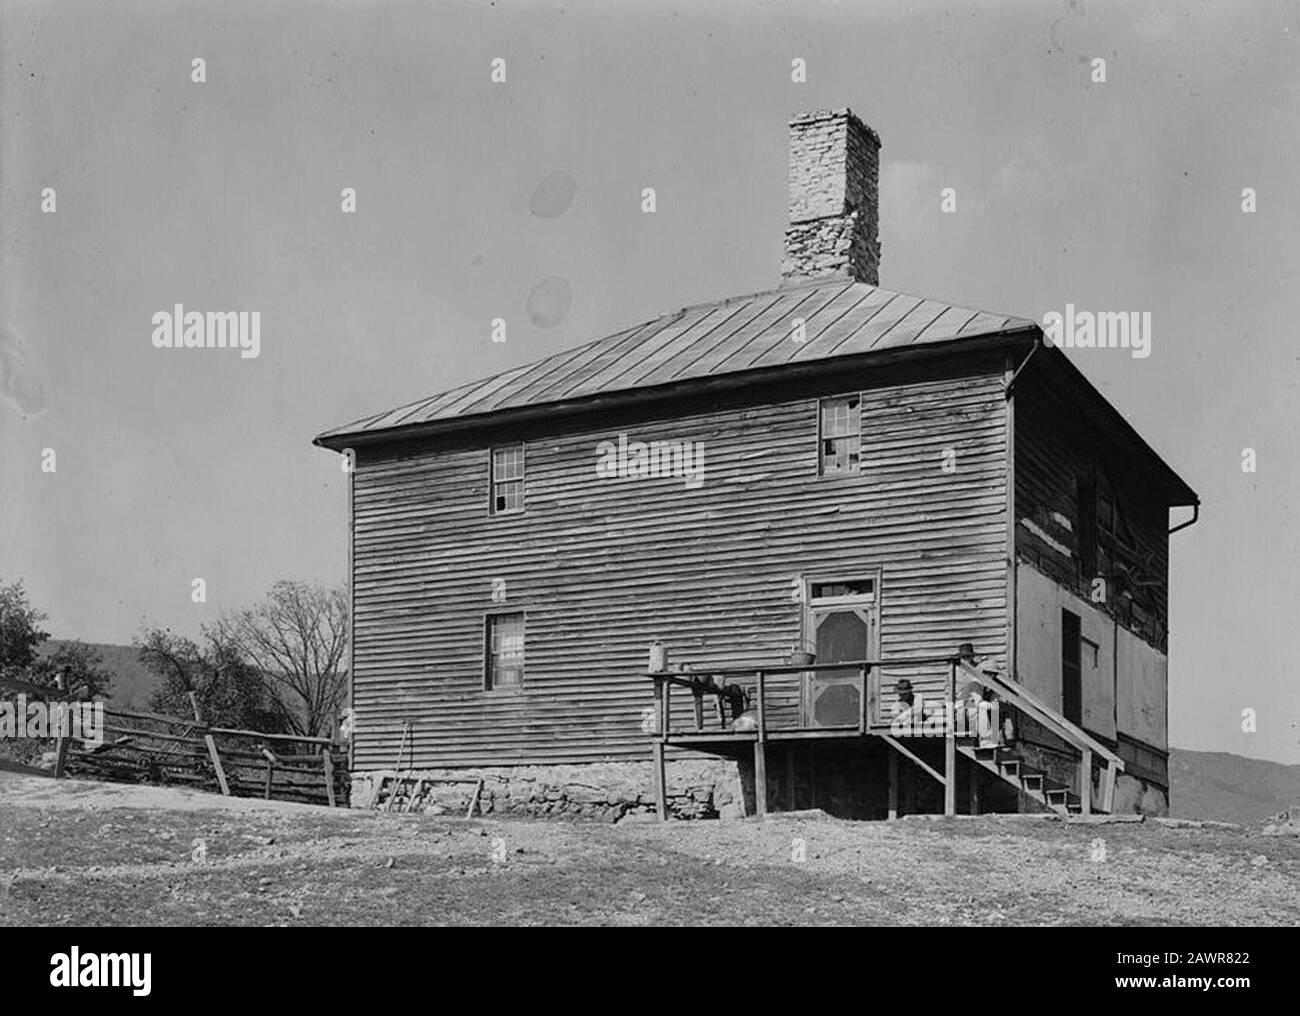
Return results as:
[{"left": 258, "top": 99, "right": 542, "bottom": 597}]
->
[
  {"left": 1097, "top": 485, "right": 1116, "bottom": 576},
  {"left": 1076, "top": 474, "right": 1097, "bottom": 579},
  {"left": 818, "top": 395, "right": 861, "bottom": 475},
  {"left": 1077, "top": 472, "right": 1121, "bottom": 580},
  {"left": 490, "top": 443, "right": 525, "bottom": 514},
  {"left": 485, "top": 612, "right": 525, "bottom": 690}
]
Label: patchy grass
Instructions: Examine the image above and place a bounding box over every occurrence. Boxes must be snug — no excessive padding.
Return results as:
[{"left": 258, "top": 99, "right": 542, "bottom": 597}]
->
[{"left": 1, "top": 773, "right": 1296, "bottom": 926}]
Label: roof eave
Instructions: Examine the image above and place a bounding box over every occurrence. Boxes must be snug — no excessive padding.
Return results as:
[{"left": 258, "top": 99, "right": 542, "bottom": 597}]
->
[
  {"left": 313, "top": 323, "right": 1038, "bottom": 451},
  {"left": 1031, "top": 342, "right": 1199, "bottom": 509}
]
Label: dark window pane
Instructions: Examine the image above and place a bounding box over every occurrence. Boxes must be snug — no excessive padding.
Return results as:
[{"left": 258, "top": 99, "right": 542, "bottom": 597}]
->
[{"left": 1061, "top": 609, "right": 1081, "bottom": 725}]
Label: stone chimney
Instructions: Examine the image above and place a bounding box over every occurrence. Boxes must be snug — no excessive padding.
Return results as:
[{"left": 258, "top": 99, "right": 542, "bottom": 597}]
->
[{"left": 782, "top": 108, "right": 881, "bottom": 286}]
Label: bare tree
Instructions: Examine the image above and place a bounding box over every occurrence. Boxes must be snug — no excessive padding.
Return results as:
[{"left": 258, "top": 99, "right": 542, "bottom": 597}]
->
[{"left": 218, "top": 581, "right": 348, "bottom": 739}]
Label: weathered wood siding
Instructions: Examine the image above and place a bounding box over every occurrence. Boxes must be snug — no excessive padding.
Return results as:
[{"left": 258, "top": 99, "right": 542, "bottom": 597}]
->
[
  {"left": 1014, "top": 368, "right": 1170, "bottom": 652},
  {"left": 349, "top": 360, "right": 1011, "bottom": 769},
  {"left": 1013, "top": 360, "right": 1173, "bottom": 768}
]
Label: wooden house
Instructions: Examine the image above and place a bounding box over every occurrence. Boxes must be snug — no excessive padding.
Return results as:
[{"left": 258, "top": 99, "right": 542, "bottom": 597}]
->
[{"left": 315, "top": 109, "right": 1197, "bottom": 819}]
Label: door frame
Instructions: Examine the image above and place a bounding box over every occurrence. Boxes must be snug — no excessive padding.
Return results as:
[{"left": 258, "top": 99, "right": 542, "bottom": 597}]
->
[{"left": 799, "top": 570, "right": 882, "bottom": 727}]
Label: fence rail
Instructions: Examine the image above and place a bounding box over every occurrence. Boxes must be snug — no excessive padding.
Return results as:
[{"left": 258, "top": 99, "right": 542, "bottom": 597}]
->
[{"left": 0, "top": 676, "right": 347, "bottom": 807}]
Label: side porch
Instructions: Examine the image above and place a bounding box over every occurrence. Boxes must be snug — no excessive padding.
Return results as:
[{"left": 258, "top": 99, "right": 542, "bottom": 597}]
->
[{"left": 644, "top": 648, "right": 1125, "bottom": 821}]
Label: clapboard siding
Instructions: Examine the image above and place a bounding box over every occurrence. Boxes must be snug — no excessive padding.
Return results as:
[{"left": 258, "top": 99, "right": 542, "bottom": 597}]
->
[
  {"left": 1014, "top": 367, "right": 1170, "bottom": 652},
  {"left": 349, "top": 361, "right": 1011, "bottom": 768}
]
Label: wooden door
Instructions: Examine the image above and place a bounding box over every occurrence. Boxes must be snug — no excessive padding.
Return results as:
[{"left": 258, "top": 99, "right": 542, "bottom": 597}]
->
[{"left": 802, "top": 582, "right": 880, "bottom": 727}]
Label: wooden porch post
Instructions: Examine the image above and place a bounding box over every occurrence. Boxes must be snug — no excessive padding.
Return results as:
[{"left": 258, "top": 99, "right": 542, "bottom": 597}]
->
[
  {"left": 887, "top": 747, "right": 898, "bottom": 820},
  {"left": 1080, "top": 747, "right": 1093, "bottom": 815},
  {"left": 652, "top": 740, "right": 667, "bottom": 821},
  {"left": 858, "top": 664, "right": 869, "bottom": 734},
  {"left": 944, "top": 660, "right": 956, "bottom": 816},
  {"left": 754, "top": 670, "right": 768, "bottom": 818},
  {"left": 753, "top": 742, "right": 767, "bottom": 818},
  {"left": 1102, "top": 761, "right": 1117, "bottom": 814},
  {"left": 652, "top": 677, "right": 667, "bottom": 821}
]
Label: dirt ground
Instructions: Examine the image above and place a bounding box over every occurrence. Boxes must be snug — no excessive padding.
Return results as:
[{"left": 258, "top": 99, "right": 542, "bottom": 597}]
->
[{"left": 1, "top": 772, "right": 1296, "bottom": 926}]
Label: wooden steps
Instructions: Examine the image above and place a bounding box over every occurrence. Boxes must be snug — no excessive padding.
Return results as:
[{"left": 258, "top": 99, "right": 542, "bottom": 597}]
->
[{"left": 956, "top": 741, "right": 1096, "bottom": 816}]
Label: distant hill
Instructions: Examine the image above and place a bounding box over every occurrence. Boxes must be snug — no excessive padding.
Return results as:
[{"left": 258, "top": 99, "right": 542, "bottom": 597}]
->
[
  {"left": 1169, "top": 748, "right": 1300, "bottom": 824},
  {"left": 35, "top": 641, "right": 312, "bottom": 734},
  {"left": 37, "top": 641, "right": 160, "bottom": 711}
]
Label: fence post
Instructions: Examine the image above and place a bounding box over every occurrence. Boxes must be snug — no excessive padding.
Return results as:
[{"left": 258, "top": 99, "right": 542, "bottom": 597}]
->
[
  {"left": 52, "top": 673, "right": 70, "bottom": 778},
  {"left": 261, "top": 748, "right": 276, "bottom": 800},
  {"left": 189, "top": 691, "right": 230, "bottom": 796},
  {"left": 323, "top": 747, "right": 337, "bottom": 808}
]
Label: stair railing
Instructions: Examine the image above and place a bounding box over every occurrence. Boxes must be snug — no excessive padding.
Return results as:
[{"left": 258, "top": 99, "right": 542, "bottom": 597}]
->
[{"left": 957, "top": 661, "right": 1124, "bottom": 813}]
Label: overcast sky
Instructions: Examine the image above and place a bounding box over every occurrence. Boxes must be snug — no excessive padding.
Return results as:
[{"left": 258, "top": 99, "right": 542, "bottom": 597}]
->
[{"left": 2, "top": 0, "right": 1297, "bottom": 764}]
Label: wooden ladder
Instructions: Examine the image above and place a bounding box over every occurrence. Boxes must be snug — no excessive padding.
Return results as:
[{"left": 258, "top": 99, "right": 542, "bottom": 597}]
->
[
  {"left": 371, "top": 773, "right": 428, "bottom": 813},
  {"left": 370, "top": 773, "right": 485, "bottom": 816}
]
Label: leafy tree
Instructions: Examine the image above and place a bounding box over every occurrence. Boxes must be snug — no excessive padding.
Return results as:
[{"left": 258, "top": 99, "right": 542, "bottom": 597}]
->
[
  {"left": 29, "top": 641, "right": 114, "bottom": 699},
  {"left": 0, "top": 579, "right": 49, "bottom": 678},
  {"left": 137, "top": 627, "right": 281, "bottom": 731}
]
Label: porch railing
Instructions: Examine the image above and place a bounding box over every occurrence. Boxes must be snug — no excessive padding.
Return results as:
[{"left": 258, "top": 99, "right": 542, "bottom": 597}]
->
[
  {"left": 643, "top": 649, "right": 1126, "bottom": 818},
  {"left": 644, "top": 652, "right": 969, "bottom": 819},
  {"left": 958, "top": 662, "right": 1124, "bottom": 814}
]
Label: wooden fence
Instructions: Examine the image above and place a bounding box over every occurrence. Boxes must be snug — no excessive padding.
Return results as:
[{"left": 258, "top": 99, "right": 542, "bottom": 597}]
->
[{"left": 0, "top": 677, "right": 348, "bottom": 807}]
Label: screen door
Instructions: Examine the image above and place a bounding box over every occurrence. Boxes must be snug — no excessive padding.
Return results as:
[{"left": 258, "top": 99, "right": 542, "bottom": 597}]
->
[{"left": 801, "top": 577, "right": 880, "bottom": 727}]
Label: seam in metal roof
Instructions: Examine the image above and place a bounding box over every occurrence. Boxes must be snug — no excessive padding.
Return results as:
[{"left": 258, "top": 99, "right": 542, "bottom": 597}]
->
[{"left": 316, "top": 278, "right": 1036, "bottom": 442}]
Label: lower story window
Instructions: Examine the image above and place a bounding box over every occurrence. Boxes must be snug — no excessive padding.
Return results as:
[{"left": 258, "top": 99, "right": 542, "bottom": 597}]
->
[{"left": 485, "top": 612, "right": 525, "bottom": 689}]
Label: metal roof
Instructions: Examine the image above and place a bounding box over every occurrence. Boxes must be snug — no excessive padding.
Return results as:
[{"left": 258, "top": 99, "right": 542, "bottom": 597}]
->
[{"left": 316, "top": 277, "right": 1037, "bottom": 444}]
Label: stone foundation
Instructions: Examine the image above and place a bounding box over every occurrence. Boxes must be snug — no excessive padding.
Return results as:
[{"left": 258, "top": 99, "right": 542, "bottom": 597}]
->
[
  {"left": 351, "top": 740, "right": 1169, "bottom": 822},
  {"left": 351, "top": 758, "right": 744, "bottom": 822}
]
